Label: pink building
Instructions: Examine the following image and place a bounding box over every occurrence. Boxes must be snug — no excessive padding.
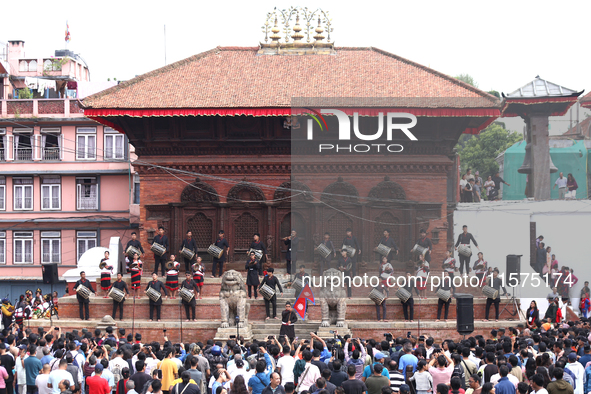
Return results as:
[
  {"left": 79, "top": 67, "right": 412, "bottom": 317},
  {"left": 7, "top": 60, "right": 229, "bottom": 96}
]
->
[{"left": 0, "top": 40, "right": 138, "bottom": 299}]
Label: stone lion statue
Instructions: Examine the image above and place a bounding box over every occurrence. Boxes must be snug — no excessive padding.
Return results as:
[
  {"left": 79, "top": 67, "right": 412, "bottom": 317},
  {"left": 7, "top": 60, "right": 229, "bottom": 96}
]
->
[
  {"left": 219, "top": 270, "right": 250, "bottom": 328},
  {"left": 319, "top": 268, "right": 347, "bottom": 327}
]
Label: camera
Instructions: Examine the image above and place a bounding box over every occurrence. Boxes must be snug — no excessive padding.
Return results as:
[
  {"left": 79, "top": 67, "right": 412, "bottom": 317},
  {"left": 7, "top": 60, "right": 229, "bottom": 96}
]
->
[
  {"left": 229, "top": 335, "right": 236, "bottom": 339},
  {"left": 163, "top": 329, "right": 167, "bottom": 333},
  {"left": 329, "top": 330, "right": 335, "bottom": 334},
  {"left": 407, "top": 331, "right": 412, "bottom": 338},
  {"left": 268, "top": 335, "right": 274, "bottom": 340}
]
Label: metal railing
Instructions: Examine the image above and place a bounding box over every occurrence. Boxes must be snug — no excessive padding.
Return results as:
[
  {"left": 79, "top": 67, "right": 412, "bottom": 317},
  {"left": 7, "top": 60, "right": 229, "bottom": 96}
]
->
[
  {"left": 42, "top": 147, "right": 60, "bottom": 161},
  {"left": 77, "top": 197, "right": 98, "bottom": 210},
  {"left": 14, "top": 148, "right": 32, "bottom": 161}
]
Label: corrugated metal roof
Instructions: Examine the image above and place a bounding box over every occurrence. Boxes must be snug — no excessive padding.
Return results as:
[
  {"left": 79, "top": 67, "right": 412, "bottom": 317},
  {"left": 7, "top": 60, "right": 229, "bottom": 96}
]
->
[{"left": 505, "top": 76, "right": 578, "bottom": 98}]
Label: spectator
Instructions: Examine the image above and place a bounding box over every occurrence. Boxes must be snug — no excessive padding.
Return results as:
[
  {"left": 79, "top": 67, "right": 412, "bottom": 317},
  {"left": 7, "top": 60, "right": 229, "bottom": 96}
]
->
[
  {"left": 277, "top": 346, "right": 296, "bottom": 385},
  {"left": 483, "top": 176, "right": 495, "bottom": 200},
  {"left": 466, "top": 375, "right": 481, "bottom": 394},
  {"left": 0, "top": 357, "right": 8, "bottom": 394},
  {"left": 25, "top": 345, "right": 43, "bottom": 394},
  {"left": 566, "top": 174, "right": 578, "bottom": 199},
  {"left": 491, "top": 172, "right": 510, "bottom": 200},
  {"left": 565, "top": 353, "right": 583, "bottom": 394},
  {"left": 428, "top": 352, "right": 453, "bottom": 394},
  {"left": 365, "top": 364, "right": 390, "bottom": 394},
  {"left": 387, "top": 361, "right": 405, "bottom": 393},
  {"left": 126, "top": 381, "right": 138, "bottom": 394},
  {"left": 408, "top": 360, "right": 432, "bottom": 394},
  {"left": 36, "top": 365, "right": 52, "bottom": 394},
  {"left": 329, "top": 361, "right": 347, "bottom": 388},
  {"left": 493, "top": 366, "right": 515, "bottom": 394},
  {"left": 86, "top": 365, "right": 111, "bottom": 394},
  {"left": 399, "top": 344, "right": 418, "bottom": 379},
  {"left": 342, "top": 365, "right": 367, "bottom": 394},
  {"left": 546, "top": 368, "right": 573, "bottom": 394},
  {"left": 553, "top": 172, "right": 568, "bottom": 200},
  {"left": 262, "top": 372, "right": 285, "bottom": 394},
  {"left": 58, "top": 380, "right": 72, "bottom": 394},
  {"left": 48, "top": 360, "right": 75, "bottom": 394},
  {"left": 459, "top": 175, "right": 467, "bottom": 202}
]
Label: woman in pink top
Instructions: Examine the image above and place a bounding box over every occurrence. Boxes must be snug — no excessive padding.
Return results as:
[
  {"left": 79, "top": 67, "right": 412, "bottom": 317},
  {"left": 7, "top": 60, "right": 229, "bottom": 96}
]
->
[
  {"left": 428, "top": 350, "right": 454, "bottom": 394},
  {"left": 0, "top": 356, "right": 8, "bottom": 394}
]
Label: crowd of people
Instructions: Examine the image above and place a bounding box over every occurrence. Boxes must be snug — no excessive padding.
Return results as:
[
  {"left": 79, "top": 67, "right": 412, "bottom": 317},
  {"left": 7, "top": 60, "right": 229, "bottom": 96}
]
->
[
  {"left": 2, "top": 322, "right": 591, "bottom": 394},
  {"left": 459, "top": 169, "right": 509, "bottom": 202}
]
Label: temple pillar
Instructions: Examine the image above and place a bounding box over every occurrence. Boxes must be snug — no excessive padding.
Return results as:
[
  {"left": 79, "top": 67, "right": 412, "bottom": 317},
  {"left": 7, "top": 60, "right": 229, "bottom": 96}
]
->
[{"left": 529, "top": 114, "right": 550, "bottom": 200}]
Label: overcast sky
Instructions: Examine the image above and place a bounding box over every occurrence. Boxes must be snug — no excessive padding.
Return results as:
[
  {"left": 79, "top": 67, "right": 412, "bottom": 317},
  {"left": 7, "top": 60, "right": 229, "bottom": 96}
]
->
[{"left": 2, "top": 0, "right": 589, "bottom": 96}]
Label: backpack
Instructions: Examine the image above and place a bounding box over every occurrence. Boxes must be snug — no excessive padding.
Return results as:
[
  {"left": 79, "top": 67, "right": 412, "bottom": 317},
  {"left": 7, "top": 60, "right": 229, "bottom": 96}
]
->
[{"left": 111, "top": 361, "right": 123, "bottom": 385}]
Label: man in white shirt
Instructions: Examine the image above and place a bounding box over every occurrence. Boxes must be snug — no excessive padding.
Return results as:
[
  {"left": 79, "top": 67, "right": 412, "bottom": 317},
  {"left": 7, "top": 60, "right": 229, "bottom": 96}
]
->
[
  {"left": 15, "top": 346, "right": 28, "bottom": 394},
  {"left": 566, "top": 353, "right": 584, "bottom": 394},
  {"left": 47, "top": 359, "right": 75, "bottom": 394},
  {"left": 298, "top": 350, "right": 321, "bottom": 392},
  {"left": 530, "top": 373, "right": 548, "bottom": 394},
  {"left": 230, "top": 359, "right": 252, "bottom": 385},
  {"left": 36, "top": 364, "right": 53, "bottom": 394},
  {"left": 276, "top": 346, "right": 296, "bottom": 384},
  {"left": 110, "top": 349, "right": 130, "bottom": 390},
  {"left": 553, "top": 172, "right": 568, "bottom": 199}
]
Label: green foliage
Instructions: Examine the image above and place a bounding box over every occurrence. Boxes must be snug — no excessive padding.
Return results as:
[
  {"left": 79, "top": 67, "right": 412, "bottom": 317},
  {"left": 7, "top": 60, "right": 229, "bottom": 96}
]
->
[
  {"left": 488, "top": 90, "right": 500, "bottom": 98},
  {"left": 455, "top": 74, "right": 479, "bottom": 88},
  {"left": 17, "top": 87, "right": 33, "bottom": 99},
  {"left": 456, "top": 123, "right": 523, "bottom": 178}
]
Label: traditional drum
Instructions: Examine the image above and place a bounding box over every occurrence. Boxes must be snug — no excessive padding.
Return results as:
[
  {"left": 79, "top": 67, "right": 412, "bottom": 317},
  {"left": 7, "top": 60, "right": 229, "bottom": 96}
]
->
[
  {"left": 108, "top": 287, "right": 125, "bottom": 303},
  {"left": 181, "top": 247, "right": 196, "bottom": 260},
  {"left": 292, "top": 278, "right": 303, "bottom": 298},
  {"left": 436, "top": 289, "right": 451, "bottom": 302},
  {"left": 395, "top": 288, "right": 412, "bottom": 303},
  {"left": 458, "top": 244, "right": 472, "bottom": 257},
  {"left": 146, "top": 287, "right": 161, "bottom": 302},
  {"left": 315, "top": 244, "right": 331, "bottom": 259},
  {"left": 341, "top": 245, "right": 356, "bottom": 257},
  {"left": 125, "top": 245, "right": 141, "bottom": 258},
  {"left": 247, "top": 248, "right": 264, "bottom": 260},
  {"left": 411, "top": 244, "right": 428, "bottom": 256},
  {"left": 482, "top": 285, "right": 498, "bottom": 299},
  {"left": 151, "top": 242, "right": 166, "bottom": 256},
  {"left": 207, "top": 244, "right": 224, "bottom": 259},
  {"left": 179, "top": 288, "right": 195, "bottom": 303},
  {"left": 375, "top": 243, "right": 392, "bottom": 257},
  {"left": 369, "top": 288, "right": 386, "bottom": 305},
  {"left": 76, "top": 285, "right": 91, "bottom": 299},
  {"left": 259, "top": 284, "right": 275, "bottom": 301}
]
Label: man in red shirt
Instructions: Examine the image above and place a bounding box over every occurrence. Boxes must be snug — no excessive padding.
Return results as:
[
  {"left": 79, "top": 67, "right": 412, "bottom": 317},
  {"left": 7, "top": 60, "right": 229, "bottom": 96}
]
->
[{"left": 86, "top": 364, "right": 111, "bottom": 394}]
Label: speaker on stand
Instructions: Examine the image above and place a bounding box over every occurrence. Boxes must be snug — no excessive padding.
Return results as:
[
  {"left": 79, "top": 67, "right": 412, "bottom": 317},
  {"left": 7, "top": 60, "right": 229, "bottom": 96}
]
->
[
  {"left": 456, "top": 294, "right": 474, "bottom": 336},
  {"left": 41, "top": 264, "right": 60, "bottom": 323}
]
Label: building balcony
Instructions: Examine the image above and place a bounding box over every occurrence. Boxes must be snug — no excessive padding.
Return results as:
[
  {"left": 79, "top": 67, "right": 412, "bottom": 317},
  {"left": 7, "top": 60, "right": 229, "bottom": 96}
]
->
[
  {"left": 42, "top": 147, "right": 60, "bottom": 161},
  {"left": 1, "top": 98, "right": 85, "bottom": 118},
  {"left": 14, "top": 148, "right": 32, "bottom": 161},
  {"left": 77, "top": 197, "right": 98, "bottom": 210}
]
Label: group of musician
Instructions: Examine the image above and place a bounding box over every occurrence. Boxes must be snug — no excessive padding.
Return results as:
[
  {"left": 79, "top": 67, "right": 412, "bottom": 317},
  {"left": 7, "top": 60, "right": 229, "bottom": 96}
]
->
[
  {"left": 1, "top": 288, "right": 58, "bottom": 329},
  {"left": 73, "top": 223, "right": 510, "bottom": 323}
]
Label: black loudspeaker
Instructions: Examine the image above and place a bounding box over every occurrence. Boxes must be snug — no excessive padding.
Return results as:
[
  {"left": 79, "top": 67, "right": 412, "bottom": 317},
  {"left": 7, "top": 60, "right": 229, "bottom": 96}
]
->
[
  {"left": 456, "top": 294, "right": 474, "bottom": 335},
  {"left": 42, "top": 263, "right": 59, "bottom": 284},
  {"left": 506, "top": 254, "right": 522, "bottom": 284}
]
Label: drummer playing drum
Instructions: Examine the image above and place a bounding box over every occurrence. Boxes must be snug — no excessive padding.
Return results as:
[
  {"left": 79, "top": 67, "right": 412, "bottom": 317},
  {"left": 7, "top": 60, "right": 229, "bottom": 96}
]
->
[
  {"left": 454, "top": 225, "right": 480, "bottom": 276},
  {"left": 111, "top": 273, "right": 129, "bottom": 321},
  {"left": 415, "top": 229, "right": 433, "bottom": 263},
  {"left": 435, "top": 271, "right": 455, "bottom": 322}
]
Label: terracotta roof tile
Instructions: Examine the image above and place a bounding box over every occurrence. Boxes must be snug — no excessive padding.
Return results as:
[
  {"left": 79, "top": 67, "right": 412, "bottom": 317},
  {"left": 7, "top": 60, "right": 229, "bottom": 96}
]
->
[{"left": 83, "top": 46, "right": 500, "bottom": 109}]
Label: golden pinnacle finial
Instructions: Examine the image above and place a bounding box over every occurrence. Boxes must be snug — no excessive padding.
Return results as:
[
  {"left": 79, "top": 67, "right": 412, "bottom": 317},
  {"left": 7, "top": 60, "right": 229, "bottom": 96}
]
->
[
  {"left": 291, "top": 14, "right": 304, "bottom": 42},
  {"left": 313, "top": 16, "right": 325, "bottom": 42},
  {"left": 270, "top": 17, "right": 281, "bottom": 42}
]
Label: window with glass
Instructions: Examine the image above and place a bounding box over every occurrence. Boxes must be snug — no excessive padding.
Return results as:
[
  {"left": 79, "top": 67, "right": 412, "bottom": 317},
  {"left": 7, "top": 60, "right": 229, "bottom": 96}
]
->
[
  {"left": 76, "top": 127, "right": 96, "bottom": 160},
  {"left": 41, "top": 128, "right": 61, "bottom": 161},
  {"left": 13, "top": 129, "right": 33, "bottom": 161},
  {"left": 41, "top": 231, "right": 61, "bottom": 264},
  {"left": 0, "top": 232, "right": 5, "bottom": 265},
  {"left": 0, "top": 177, "right": 5, "bottom": 210},
  {"left": 77, "top": 231, "right": 97, "bottom": 261},
  {"left": 76, "top": 178, "right": 98, "bottom": 210},
  {"left": 104, "top": 128, "right": 125, "bottom": 160},
  {"left": 14, "top": 232, "right": 33, "bottom": 264},
  {"left": 41, "top": 176, "right": 61, "bottom": 210},
  {"left": 14, "top": 178, "right": 33, "bottom": 210}
]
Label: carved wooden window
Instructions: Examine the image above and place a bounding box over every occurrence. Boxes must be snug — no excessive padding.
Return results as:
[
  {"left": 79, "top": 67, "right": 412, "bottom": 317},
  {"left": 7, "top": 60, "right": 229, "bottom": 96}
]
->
[
  {"left": 233, "top": 212, "right": 259, "bottom": 250},
  {"left": 187, "top": 213, "right": 213, "bottom": 249},
  {"left": 327, "top": 212, "right": 353, "bottom": 243},
  {"left": 373, "top": 212, "right": 400, "bottom": 246}
]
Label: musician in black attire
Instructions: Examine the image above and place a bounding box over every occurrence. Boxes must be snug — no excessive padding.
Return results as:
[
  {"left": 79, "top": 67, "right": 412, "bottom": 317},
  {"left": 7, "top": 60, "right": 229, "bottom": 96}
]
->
[
  {"left": 179, "top": 230, "right": 198, "bottom": 273},
  {"left": 402, "top": 271, "right": 419, "bottom": 322},
  {"left": 111, "top": 273, "right": 129, "bottom": 321},
  {"left": 212, "top": 230, "right": 229, "bottom": 278},
  {"left": 319, "top": 232, "right": 336, "bottom": 273},
  {"left": 342, "top": 228, "right": 361, "bottom": 276},
  {"left": 484, "top": 268, "right": 508, "bottom": 322},
  {"left": 126, "top": 232, "right": 144, "bottom": 256},
  {"left": 378, "top": 229, "right": 399, "bottom": 261},
  {"left": 259, "top": 267, "right": 283, "bottom": 319},
  {"left": 373, "top": 286, "right": 388, "bottom": 322},
  {"left": 250, "top": 233, "right": 268, "bottom": 276},
  {"left": 283, "top": 230, "right": 299, "bottom": 276},
  {"left": 146, "top": 272, "right": 168, "bottom": 322},
  {"left": 245, "top": 252, "right": 260, "bottom": 299},
  {"left": 436, "top": 271, "right": 455, "bottom": 321},
  {"left": 152, "top": 226, "right": 169, "bottom": 276},
  {"left": 454, "top": 225, "right": 479, "bottom": 276},
  {"left": 415, "top": 229, "right": 433, "bottom": 263},
  {"left": 180, "top": 272, "right": 198, "bottom": 321},
  {"left": 279, "top": 302, "right": 298, "bottom": 341},
  {"left": 73, "top": 271, "right": 95, "bottom": 321},
  {"left": 337, "top": 250, "right": 353, "bottom": 298}
]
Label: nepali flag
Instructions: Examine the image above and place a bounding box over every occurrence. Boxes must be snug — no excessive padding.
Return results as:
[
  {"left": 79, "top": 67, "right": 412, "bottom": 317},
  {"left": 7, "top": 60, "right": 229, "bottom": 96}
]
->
[
  {"left": 65, "top": 22, "right": 71, "bottom": 43},
  {"left": 294, "top": 283, "right": 315, "bottom": 320}
]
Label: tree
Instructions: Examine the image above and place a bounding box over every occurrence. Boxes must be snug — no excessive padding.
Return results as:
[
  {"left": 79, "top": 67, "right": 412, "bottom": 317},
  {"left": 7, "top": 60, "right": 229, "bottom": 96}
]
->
[
  {"left": 456, "top": 123, "right": 522, "bottom": 178},
  {"left": 455, "top": 74, "right": 479, "bottom": 88}
]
